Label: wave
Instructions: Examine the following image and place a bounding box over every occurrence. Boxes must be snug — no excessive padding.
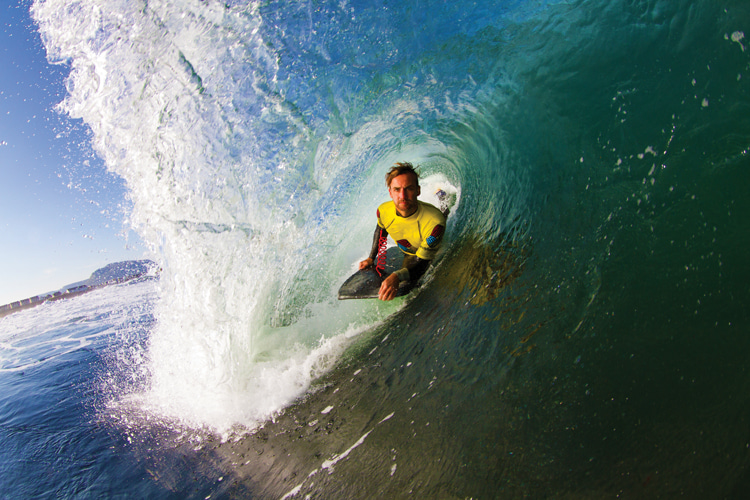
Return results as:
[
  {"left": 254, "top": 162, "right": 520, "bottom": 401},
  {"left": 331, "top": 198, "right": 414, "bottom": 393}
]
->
[{"left": 32, "top": 0, "right": 750, "bottom": 452}]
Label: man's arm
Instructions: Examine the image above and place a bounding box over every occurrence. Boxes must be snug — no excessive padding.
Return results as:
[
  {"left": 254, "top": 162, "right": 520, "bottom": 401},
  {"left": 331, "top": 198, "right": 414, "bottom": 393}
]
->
[
  {"left": 403, "top": 257, "right": 431, "bottom": 282},
  {"left": 379, "top": 256, "right": 431, "bottom": 301},
  {"left": 359, "top": 225, "right": 388, "bottom": 270}
]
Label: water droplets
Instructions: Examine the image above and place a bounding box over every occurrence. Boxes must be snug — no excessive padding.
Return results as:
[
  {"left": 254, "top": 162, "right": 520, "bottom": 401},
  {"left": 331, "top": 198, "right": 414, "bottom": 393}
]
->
[{"left": 727, "top": 31, "right": 745, "bottom": 52}]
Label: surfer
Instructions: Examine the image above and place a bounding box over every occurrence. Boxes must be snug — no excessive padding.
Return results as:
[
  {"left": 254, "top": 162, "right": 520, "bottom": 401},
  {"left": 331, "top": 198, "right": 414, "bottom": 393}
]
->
[{"left": 359, "top": 162, "right": 447, "bottom": 301}]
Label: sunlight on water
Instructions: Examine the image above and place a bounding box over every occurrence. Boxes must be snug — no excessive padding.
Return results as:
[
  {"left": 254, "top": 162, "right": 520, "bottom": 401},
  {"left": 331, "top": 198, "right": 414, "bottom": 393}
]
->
[{"left": 22, "top": 0, "right": 750, "bottom": 496}]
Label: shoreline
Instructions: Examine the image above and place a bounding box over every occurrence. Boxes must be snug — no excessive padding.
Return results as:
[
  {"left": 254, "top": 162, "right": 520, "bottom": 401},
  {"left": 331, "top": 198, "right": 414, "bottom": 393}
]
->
[{"left": 0, "top": 260, "right": 158, "bottom": 318}]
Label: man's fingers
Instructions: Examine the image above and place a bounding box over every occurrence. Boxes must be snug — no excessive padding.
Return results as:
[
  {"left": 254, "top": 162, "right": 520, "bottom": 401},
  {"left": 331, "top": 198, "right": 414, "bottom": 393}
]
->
[{"left": 379, "top": 280, "right": 397, "bottom": 301}]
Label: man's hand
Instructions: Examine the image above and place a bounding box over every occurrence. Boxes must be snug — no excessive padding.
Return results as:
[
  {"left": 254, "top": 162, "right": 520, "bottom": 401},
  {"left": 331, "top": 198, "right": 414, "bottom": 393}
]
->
[
  {"left": 378, "top": 273, "right": 400, "bottom": 301},
  {"left": 359, "top": 258, "right": 374, "bottom": 270}
]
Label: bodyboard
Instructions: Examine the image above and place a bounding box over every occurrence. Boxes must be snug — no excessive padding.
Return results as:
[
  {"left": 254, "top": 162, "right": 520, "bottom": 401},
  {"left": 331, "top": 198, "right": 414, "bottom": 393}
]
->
[{"left": 338, "top": 247, "right": 415, "bottom": 300}]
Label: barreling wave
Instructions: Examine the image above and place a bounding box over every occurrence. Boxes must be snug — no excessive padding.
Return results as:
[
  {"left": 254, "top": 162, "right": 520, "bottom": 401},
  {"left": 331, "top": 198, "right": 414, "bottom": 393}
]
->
[{"left": 33, "top": 5, "right": 750, "bottom": 482}]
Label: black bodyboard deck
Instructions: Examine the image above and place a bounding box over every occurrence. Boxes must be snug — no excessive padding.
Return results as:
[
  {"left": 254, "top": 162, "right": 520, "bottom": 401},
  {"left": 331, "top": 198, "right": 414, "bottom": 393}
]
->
[{"left": 338, "top": 247, "right": 415, "bottom": 300}]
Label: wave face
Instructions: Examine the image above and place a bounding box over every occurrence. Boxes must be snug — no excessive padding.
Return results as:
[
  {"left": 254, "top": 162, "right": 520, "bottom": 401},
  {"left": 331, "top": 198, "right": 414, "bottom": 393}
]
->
[{"left": 33, "top": 0, "right": 750, "bottom": 495}]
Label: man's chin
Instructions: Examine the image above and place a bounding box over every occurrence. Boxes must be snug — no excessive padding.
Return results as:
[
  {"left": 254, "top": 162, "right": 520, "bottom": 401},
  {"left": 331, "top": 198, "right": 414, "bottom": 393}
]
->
[{"left": 397, "top": 203, "right": 416, "bottom": 216}]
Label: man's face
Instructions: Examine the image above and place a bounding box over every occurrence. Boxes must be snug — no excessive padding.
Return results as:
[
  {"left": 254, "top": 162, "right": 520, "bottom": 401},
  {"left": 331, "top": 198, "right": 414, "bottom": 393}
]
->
[{"left": 388, "top": 173, "right": 421, "bottom": 217}]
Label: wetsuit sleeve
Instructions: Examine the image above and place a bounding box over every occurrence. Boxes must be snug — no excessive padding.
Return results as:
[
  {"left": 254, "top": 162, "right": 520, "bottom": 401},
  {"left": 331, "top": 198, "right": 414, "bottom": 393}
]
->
[
  {"left": 368, "top": 225, "right": 388, "bottom": 261},
  {"left": 394, "top": 257, "right": 431, "bottom": 282},
  {"left": 415, "top": 222, "right": 445, "bottom": 260}
]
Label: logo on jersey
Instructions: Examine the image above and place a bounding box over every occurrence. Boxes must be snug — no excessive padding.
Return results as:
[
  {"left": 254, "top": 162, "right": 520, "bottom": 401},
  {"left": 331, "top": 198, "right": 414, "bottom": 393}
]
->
[
  {"left": 425, "top": 225, "right": 444, "bottom": 247},
  {"left": 397, "top": 239, "right": 412, "bottom": 252}
]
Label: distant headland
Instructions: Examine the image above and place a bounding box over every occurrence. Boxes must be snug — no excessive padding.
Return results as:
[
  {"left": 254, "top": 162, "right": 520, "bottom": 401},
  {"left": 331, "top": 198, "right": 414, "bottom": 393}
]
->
[{"left": 0, "top": 260, "right": 159, "bottom": 318}]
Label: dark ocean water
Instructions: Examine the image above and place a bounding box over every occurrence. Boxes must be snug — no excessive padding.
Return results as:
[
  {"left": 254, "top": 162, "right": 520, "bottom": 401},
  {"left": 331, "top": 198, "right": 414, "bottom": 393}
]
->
[{"left": 2, "top": 0, "right": 750, "bottom": 497}]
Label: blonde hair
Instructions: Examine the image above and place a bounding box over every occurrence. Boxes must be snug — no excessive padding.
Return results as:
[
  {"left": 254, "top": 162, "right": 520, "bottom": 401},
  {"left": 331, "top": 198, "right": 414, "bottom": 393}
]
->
[{"left": 385, "top": 162, "right": 420, "bottom": 187}]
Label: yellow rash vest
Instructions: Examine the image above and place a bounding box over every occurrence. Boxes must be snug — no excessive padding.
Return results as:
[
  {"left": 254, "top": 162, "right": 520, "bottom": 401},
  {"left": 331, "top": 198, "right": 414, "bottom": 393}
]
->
[{"left": 376, "top": 200, "right": 446, "bottom": 260}]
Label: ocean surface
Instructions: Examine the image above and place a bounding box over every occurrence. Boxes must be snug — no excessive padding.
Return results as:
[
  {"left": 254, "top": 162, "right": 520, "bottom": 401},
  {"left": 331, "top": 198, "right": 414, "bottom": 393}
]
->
[{"left": 3, "top": 0, "right": 750, "bottom": 497}]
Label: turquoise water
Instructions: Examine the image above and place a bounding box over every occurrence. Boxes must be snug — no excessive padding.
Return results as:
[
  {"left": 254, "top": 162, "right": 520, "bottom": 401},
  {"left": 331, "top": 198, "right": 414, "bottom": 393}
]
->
[{"left": 2, "top": 0, "right": 750, "bottom": 497}]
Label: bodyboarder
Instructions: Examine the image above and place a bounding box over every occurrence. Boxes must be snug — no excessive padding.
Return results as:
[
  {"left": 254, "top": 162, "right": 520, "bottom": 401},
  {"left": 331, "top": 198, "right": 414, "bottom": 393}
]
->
[{"left": 359, "top": 162, "right": 447, "bottom": 301}]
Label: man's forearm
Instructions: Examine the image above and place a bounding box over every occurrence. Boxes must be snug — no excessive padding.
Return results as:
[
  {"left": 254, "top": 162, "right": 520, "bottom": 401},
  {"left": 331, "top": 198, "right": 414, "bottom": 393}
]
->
[
  {"left": 395, "top": 257, "right": 431, "bottom": 282},
  {"left": 368, "top": 225, "right": 387, "bottom": 261}
]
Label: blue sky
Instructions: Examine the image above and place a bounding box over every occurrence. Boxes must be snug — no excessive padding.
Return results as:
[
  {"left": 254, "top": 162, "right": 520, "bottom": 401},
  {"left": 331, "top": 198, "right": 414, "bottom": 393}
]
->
[{"left": 0, "top": 0, "right": 147, "bottom": 305}]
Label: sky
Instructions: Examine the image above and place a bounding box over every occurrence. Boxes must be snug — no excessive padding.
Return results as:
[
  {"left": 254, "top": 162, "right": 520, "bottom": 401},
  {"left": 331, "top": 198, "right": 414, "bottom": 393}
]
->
[{"left": 0, "top": 0, "right": 147, "bottom": 305}]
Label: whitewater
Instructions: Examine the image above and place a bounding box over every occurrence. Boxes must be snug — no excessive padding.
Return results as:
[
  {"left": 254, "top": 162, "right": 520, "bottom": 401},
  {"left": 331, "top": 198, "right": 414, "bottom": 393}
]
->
[{"left": 2, "top": 0, "right": 750, "bottom": 497}]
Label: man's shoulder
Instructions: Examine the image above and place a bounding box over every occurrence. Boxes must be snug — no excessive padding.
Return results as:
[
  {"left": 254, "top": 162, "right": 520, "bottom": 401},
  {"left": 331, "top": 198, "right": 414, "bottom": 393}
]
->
[
  {"left": 377, "top": 200, "right": 396, "bottom": 211},
  {"left": 377, "top": 200, "right": 396, "bottom": 217},
  {"left": 418, "top": 201, "right": 446, "bottom": 224}
]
